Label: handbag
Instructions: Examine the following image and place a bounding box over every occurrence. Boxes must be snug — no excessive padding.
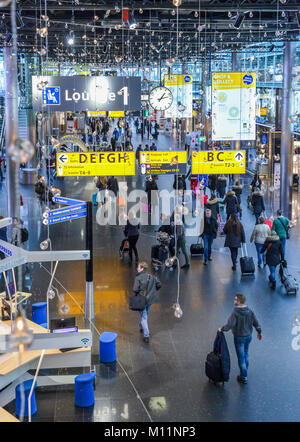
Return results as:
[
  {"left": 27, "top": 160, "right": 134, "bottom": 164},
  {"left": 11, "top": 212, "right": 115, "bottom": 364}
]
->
[
  {"left": 278, "top": 218, "right": 290, "bottom": 239},
  {"left": 129, "top": 275, "right": 151, "bottom": 311}
]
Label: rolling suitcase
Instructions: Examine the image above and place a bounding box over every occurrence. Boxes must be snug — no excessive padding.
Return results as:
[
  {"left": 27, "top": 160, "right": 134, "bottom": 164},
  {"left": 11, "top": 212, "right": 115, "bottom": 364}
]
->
[
  {"left": 92, "top": 192, "right": 98, "bottom": 206},
  {"left": 279, "top": 262, "right": 298, "bottom": 295},
  {"left": 190, "top": 236, "right": 204, "bottom": 257},
  {"left": 205, "top": 352, "right": 224, "bottom": 384},
  {"left": 240, "top": 244, "right": 255, "bottom": 275},
  {"left": 217, "top": 214, "right": 225, "bottom": 236}
]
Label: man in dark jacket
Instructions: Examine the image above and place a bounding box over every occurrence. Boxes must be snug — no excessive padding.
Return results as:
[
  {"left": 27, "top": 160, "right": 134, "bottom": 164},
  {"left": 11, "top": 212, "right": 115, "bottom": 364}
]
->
[
  {"left": 222, "top": 190, "right": 239, "bottom": 221},
  {"left": 260, "top": 231, "right": 284, "bottom": 290},
  {"left": 217, "top": 175, "right": 227, "bottom": 198},
  {"left": 135, "top": 144, "right": 143, "bottom": 162},
  {"left": 133, "top": 261, "right": 162, "bottom": 343},
  {"left": 202, "top": 209, "right": 218, "bottom": 265},
  {"left": 107, "top": 176, "right": 119, "bottom": 202},
  {"left": 124, "top": 218, "right": 140, "bottom": 262},
  {"left": 205, "top": 193, "right": 219, "bottom": 220},
  {"left": 251, "top": 189, "right": 265, "bottom": 224},
  {"left": 218, "top": 293, "right": 262, "bottom": 384}
]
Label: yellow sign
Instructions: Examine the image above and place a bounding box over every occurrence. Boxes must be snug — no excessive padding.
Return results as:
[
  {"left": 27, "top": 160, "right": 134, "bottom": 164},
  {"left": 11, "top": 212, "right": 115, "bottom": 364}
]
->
[
  {"left": 140, "top": 151, "right": 187, "bottom": 175},
  {"left": 108, "top": 111, "right": 125, "bottom": 118},
  {"left": 192, "top": 150, "right": 246, "bottom": 175},
  {"left": 164, "top": 74, "right": 193, "bottom": 86},
  {"left": 56, "top": 152, "right": 135, "bottom": 177},
  {"left": 87, "top": 111, "right": 107, "bottom": 116},
  {"left": 212, "top": 72, "right": 256, "bottom": 90}
]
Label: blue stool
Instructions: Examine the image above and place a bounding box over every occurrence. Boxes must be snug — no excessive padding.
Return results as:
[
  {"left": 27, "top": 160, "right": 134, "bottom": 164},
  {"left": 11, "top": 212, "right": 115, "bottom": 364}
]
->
[
  {"left": 99, "top": 332, "right": 118, "bottom": 363},
  {"left": 15, "top": 379, "right": 37, "bottom": 417},
  {"left": 74, "top": 372, "right": 96, "bottom": 407},
  {"left": 32, "top": 302, "right": 47, "bottom": 325}
]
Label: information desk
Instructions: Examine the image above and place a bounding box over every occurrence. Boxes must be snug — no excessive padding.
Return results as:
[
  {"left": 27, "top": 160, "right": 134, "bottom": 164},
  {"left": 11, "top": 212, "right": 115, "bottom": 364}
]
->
[{"left": 0, "top": 320, "right": 92, "bottom": 408}]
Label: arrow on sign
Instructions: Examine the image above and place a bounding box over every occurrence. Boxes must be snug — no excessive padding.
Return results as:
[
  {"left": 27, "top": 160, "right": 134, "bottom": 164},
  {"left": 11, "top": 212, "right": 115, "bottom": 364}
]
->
[
  {"left": 235, "top": 152, "right": 244, "bottom": 161},
  {"left": 58, "top": 154, "right": 68, "bottom": 164}
]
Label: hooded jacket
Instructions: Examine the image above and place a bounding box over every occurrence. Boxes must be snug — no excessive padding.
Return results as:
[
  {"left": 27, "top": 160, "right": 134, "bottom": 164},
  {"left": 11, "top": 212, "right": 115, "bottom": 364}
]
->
[
  {"left": 221, "top": 305, "right": 262, "bottom": 337},
  {"left": 250, "top": 223, "right": 271, "bottom": 244},
  {"left": 133, "top": 270, "right": 162, "bottom": 305},
  {"left": 251, "top": 190, "right": 265, "bottom": 215},
  {"left": 205, "top": 197, "right": 219, "bottom": 219},
  {"left": 260, "top": 233, "right": 284, "bottom": 266},
  {"left": 223, "top": 190, "right": 238, "bottom": 215}
]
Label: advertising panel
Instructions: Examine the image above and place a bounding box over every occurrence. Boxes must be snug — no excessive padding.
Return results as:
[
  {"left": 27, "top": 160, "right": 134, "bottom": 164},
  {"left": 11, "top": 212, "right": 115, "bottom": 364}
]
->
[
  {"left": 140, "top": 151, "right": 187, "bottom": 175},
  {"left": 192, "top": 150, "right": 246, "bottom": 175},
  {"left": 212, "top": 72, "right": 256, "bottom": 141},
  {"left": 164, "top": 75, "right": 193, "bottom": 118},
  {"left": 32, "top": 76, "right": 141, "bottom": 112},
  {"left": 56, "top": 152, "right": 135, "bottom": 176}
]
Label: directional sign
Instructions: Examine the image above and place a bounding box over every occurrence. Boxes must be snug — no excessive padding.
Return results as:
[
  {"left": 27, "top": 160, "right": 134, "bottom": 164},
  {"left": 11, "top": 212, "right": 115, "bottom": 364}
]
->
[
  {"left": 140, "top": 151, "right": 187, "bottom": 175},
  {"left": 52, "top": 196, "right": 85, "bottom": 205},
  {"left": 192, "top": 150, "right": 246, "bottom": 175},
  {"left": 44, "top": 203, "right": 86, "bottom": 219},
  {"left": 198, "top": 136, "right": 206, "bottom": 142},
  {"left": 43, "top": 210, "right": 87, "bottom": 225},
  {"left": 56, "top": 152, "right": 135, "bottom": 177}
]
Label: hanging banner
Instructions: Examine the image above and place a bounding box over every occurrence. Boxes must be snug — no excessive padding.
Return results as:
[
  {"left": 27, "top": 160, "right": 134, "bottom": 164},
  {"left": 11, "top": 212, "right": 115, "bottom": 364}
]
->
[
  {"left": 56, "top": 152, "right": 135, "bottom": 176},
  {"left": 212, "top": 72, "right": 256, "bottom": 141},
  {"left": 140, "top": 151, "right": 187, "bottom": 175},
  {"left": 164, "top": 75, "right": 193, "bottom": 118},
  {"left": 108, "top": 111, "right": 125, "bottom": 117},
  {"left": 32, "top": 76, "right": 141, "bottom": 112},
  {"left": 192, "top": 150, "right": 246, "bottom": 175}
]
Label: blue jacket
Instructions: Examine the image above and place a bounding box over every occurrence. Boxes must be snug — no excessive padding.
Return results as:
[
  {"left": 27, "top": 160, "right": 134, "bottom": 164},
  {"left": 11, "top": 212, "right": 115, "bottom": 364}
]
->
[{"left": 213, "top": 331, "right": 230, "bottom": 382}]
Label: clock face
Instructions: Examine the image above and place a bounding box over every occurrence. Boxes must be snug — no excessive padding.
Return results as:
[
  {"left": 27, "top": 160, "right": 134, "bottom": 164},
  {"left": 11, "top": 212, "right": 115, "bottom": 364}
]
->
[{"left": 149, "top": 86, "right": 173, "bottom": 111}]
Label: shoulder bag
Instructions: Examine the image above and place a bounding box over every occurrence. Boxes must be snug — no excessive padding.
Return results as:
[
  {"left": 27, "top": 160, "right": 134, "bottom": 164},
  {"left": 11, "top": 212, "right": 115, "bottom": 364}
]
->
[
  {"left": 278, "top": 218, "right": 290, "bottom": 239},
  {"left": 129, "top": 275, "right": 151, "bottom": 311}
]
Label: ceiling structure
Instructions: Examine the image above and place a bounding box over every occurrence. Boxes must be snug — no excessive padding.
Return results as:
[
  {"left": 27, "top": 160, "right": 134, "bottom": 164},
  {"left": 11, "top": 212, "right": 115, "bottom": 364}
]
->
[{"left": 0, "top": 0, "right": 299, "bottom": 65}]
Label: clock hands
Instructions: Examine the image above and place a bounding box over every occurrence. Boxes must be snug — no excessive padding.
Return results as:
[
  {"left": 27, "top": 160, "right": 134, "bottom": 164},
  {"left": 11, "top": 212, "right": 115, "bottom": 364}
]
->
[{"left": 158, "top": 93, "right": 166, "bottom": 102}]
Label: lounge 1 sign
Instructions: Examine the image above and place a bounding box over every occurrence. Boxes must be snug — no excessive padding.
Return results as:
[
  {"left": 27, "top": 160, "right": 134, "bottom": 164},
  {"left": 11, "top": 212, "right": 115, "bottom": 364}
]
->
[{"left": 32, "top": 76, "right": 141, "bottom": 112}]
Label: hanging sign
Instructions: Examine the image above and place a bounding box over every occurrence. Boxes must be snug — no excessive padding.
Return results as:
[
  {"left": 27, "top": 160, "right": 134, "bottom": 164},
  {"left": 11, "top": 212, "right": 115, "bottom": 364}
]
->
[
  {"left": 192, "top": 150, "right": 246, "bottom": 175},
  {"left": 87, "top": 111, "right": 107, "bottom": 116},
  {"left": 56, "top": 152, "right": 135, "bottom": 177},
  {"left": 108, "top": 111, "right": 125, "bottom": 117},
  {"left": 164, "top": 75, "right": 193, "bottom": 118},
  {"left": 212, "top": 72, "right": 256, "bottom": 141},
  {"left": 32, "top": 76, "right": 141, "bottom": 112},
  {"left": 140, "top": 151, "right": 187, "bottom": 175}
]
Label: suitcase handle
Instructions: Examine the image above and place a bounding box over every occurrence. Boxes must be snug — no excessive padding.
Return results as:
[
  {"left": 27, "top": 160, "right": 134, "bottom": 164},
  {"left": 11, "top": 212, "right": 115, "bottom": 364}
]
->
[{"left": 241, "top": 243, "right": 248, "bottom": 258}]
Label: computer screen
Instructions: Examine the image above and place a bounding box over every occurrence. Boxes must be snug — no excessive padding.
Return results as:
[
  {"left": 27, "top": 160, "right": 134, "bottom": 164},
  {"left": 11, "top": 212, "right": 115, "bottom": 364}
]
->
[
  {"left": 50, "top": 317, "right": 76, "bottom": 331},
  {"left": 52, "top": 326, "right": 78, "bottom": 334}
]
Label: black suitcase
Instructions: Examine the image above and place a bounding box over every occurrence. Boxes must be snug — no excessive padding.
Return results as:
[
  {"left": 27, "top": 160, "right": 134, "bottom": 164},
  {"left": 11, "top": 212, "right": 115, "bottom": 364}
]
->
[
  {"left": 158, "top": 246, "right": 168, "bottom": 263},
  {"left": 205, "top": 352, "right": 224, "bottom": 384},
  {"left": 190, "top": 236, "right": 204, "bottom": 257},
  {"left": 279, "top": 263, "right": 298, "bottom": 295},
  {"left": 240, "top": 244, "right": 255, "bottom": 275},
  {"left": 151, "top": 245, "right": 160, "bottom": 260}
]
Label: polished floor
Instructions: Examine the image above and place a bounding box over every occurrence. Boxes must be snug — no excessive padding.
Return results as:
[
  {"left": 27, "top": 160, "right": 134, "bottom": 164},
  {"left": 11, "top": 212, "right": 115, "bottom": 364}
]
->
[{"left": 1, "top": 128, "right": 300, "bottom": 422}]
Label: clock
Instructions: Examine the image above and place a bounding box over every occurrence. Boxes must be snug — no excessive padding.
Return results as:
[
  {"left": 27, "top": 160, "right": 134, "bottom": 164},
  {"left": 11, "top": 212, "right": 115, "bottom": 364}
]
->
[{"left": 149, "top": 86, "right": 173, "bottom": 111}]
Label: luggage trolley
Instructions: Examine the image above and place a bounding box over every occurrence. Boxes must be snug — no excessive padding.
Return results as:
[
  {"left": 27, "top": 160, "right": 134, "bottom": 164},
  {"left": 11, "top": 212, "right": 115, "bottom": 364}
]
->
[{"left": 151, "top": 231, "right": 174, "bottom": 272}]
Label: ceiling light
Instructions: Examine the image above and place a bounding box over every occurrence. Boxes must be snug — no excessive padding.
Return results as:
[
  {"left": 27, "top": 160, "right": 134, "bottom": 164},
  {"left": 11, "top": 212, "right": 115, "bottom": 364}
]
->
[
  {"left": 115, "top": 4, "right": 120, "bottom": 13},
  {"left": 171, "top": 9, "right": 175, "bottom": 16},
  {"left": 173, "top": 0, "right": 181, "bottom": 6},
  {"left": 194, "top": 11, "right": 198, "bottom": 17},
  {"left": 228, "top": 11, "right": 232, "bottom": 18},
  {"left": 249, "top": 11, "right": 253, "bottom": 18},
  {"left": 139, "top": 8, "right": 143, "bottom": 14},
  {"left": 67, "top": 35, "right": 74, "bottom": 45}
]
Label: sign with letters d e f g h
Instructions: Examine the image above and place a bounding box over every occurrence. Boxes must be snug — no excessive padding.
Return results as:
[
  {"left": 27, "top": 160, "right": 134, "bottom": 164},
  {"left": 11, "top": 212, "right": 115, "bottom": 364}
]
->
[
  {"left": 32, "top": 76, "right": 141, "bottom": 112},
  {"left": 192, "top": 150, "right": 246, "bottom": 175}
]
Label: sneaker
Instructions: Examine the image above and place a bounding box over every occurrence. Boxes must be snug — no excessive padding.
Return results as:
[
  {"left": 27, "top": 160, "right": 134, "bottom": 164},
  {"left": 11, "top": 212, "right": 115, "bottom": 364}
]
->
[
  {"left": 143, "top": 337, "right": 149, "bottom": 343},
  {"left": 237, "top": 375, "right": 247, "bottom": 384},
  {"left": 181, "top": 264, "right": 190, "bottom": 269},
  {"left": 203, "top": 261, "right": 208, "bottom": 265},
  {"left": 208, "top": 257, "right": 212, "bottom": 261}
]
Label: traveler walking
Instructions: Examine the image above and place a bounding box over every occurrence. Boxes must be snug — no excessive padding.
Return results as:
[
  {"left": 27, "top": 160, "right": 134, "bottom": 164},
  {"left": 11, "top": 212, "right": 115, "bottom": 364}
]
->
[
  {"left": 271, "top": 209, "right": 290, "bottom": 256},
  {"left": 250, "top": 216, "right": 271, "bottom": 268},
  {"left": 250, "top": 173, "right": 262, "bottom": 191},
  {"left": 94, "top": 176, "right": 107, "bottom": 205},
  {"left": 218, "top": 293, "right": 262, "bottom": 384},
  {"left": 251, "top": 188, "right": 265, "bottom": 224},
  {"left": 175, "top": 222, "right": 190, "bottom": 269},
  {"left": 201, "top": 209, "right": 218, "bottom": 265},
  {"left": 260, "top": 230, "right": 284, "bottom": 290},
  {"left": 133, "top": 261, "right": 162, "bottom": 343},
  {"left": 135, "top": 144, "right": 143, "bottom": 163},
  {"left": 217, "top": 175, "right": 227, "bottom": 198},
  {"left": 223, "top": 214, "right": 246, "bottom": 271},
  {"left": 124, "top": 218, "right": 140, "bottom": 263},
  {"left": 208, "top": 175, "right": 217, "bottom": 195},
  {"left": 222, "top": 190, "right": 239, "bottom": 221},
  {"left": 107, "top": 176, "right": 119, "bottom": 204},
  {"left": 232, "top": 181, "right": 243, "bottom": 205},
  {"left": 158, "top": 214, "right": 175, "bottom": 257},
  {"left": 205, "top": 193, "right": 219, "bottom": 220}
]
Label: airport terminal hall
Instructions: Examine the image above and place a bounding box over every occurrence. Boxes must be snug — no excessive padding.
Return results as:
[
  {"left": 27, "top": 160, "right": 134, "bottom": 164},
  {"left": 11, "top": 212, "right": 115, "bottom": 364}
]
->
[{"left": 0, "top": 0, "right": 299, "bottom": 427}]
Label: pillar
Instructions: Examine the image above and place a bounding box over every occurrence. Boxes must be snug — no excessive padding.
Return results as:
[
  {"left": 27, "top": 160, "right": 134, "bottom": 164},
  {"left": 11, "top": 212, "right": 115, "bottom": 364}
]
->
[
  {"left": 231, "top": 51, "right": 240, "bottom": 151},
  {"left": 280, "top": 41, "right": 293, "bottom": 219}
]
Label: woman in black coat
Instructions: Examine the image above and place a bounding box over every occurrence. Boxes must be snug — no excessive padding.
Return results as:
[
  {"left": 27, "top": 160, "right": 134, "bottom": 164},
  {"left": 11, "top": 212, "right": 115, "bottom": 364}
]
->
[
  {"left": 251, "top": 189, "right": 265, "bottom": 224},
  {"left": 222, "top": 190, "right": 239, "bottom": 221},
  {"left": 217, "top": 175, "right": 227, "bottom": 198},
  {"left": 260, "top": 231, "right": 284, "bottom": 290},
  {"left": 223, "top": 214, "right": 246, "bottom": 271},
  {"left": 232, "top": 181, "right": 243, "bottom": 205}
]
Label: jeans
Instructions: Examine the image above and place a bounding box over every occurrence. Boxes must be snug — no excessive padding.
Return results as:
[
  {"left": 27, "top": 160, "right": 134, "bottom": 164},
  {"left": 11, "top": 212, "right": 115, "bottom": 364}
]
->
[
  {"left": 254, "top": 213, "right": 260, "bottom": 224},
  {"left": 280, "top": 238, "right": 286, "bottom": 256},
  {"left": 139, "top": 304, "right": 151, "bottom": 338},
  {"left": 176, "top": 236, "right": 190, "bottom": 265},
  {"left": 255, "top": 243, "right": 265, "bottom": 266},
  {"left": 229, "top": 247, "right": 238, "bottom": 267},
  {"left": 234, "top": 335, "right": 252, "bottom": 380},
  {"left": 268, "top": 264, "right": 277, "bottom": 283},
  {"left": 203, "top": 234, "right": 214, "bottom": 262}
]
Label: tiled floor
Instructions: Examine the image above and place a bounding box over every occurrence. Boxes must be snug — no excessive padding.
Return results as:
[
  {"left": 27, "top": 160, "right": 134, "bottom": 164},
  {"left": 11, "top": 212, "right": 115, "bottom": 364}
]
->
[{"left": 2, "top": 128, "right": 300, "bottom": 422}]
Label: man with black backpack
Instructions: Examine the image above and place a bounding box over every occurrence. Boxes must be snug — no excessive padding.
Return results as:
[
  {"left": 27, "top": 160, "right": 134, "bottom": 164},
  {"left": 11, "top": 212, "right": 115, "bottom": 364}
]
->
[
  {"left": 218, "top": 294, "right": 262, "bottom": 384},
  {"left": 133, "top": 261, "right": 162, "bottom": 343}
]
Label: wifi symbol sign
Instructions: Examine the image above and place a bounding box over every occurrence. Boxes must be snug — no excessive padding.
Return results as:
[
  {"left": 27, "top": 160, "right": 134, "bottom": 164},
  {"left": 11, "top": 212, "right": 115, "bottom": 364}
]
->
[{"left": 81, "top": 338, "right": 89, "bottom": 346}]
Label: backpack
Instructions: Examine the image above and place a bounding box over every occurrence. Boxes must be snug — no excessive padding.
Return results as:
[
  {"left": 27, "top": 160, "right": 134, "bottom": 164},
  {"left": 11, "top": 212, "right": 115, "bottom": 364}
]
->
[{"left": 21, "top": 227, "right": 29, "bottom": 243}]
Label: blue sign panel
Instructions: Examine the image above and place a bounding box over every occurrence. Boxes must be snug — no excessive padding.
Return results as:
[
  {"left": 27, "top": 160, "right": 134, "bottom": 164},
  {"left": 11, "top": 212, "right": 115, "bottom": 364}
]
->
[
  {"left": 197, "top": 174, "right": 208, "bottom": 186},
  {"left": 42, "top": 87, "right": 60, "bottom": 105},
  {"left": 47, "top": 210, "right": 87, "bottom": 225},
  {"left": 52, "top": 196, "right": 85, "bottom": 206},
  {"left": 243, "top": 74, "right": 253, "bottom": 85},
  {"left": 47, "top": 203, "right": 86, "bottom": 218}
]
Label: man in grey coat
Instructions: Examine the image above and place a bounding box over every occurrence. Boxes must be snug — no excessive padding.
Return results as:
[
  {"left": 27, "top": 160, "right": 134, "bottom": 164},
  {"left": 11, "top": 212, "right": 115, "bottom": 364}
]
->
[{"left": 133, "top": 261, "right": 162, "bottom": 343}]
